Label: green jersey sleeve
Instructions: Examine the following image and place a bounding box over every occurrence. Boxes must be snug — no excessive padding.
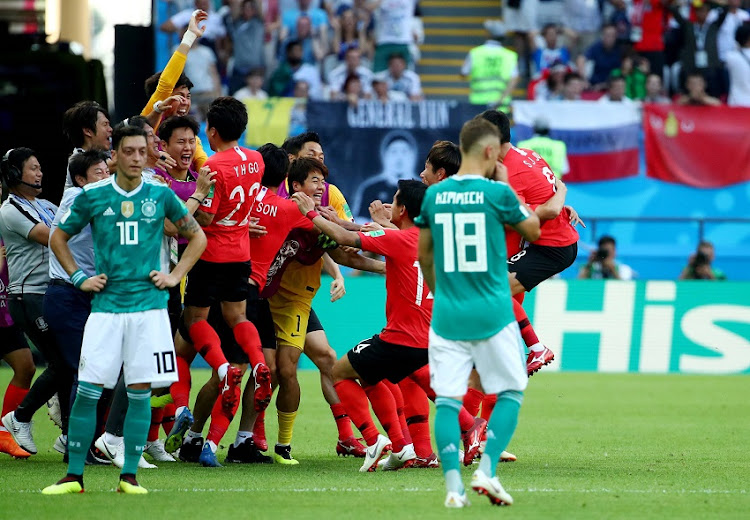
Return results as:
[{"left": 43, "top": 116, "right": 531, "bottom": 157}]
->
[
  {"left": 163, "top": 187, "right": 189, "bottom": 223},
  {"left": 492, "top": 182, "right": 530, "bottom": 226},
  {"left": 58, "top": 190, "right": 93, "bottom": 236}
]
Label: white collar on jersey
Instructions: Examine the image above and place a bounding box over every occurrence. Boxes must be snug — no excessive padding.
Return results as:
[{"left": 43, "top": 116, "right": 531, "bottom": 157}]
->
[{"left": 111, "top": 174, "right": 144, "bottom": 197}]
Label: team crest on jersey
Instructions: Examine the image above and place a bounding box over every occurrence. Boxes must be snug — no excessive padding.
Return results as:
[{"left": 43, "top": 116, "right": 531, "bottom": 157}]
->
[
  {"left": 121, "top": 201, "right": 134, "bottom": 218},
  {"left": 141, "top": 199, "right": 157, "bottom": 218}
]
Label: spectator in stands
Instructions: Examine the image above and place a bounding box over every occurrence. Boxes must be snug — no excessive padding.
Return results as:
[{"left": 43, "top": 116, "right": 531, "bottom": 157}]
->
[
  {"left": 517, "top": 118, "right": 570, "bottom": 178},
  {"left": 502, "top": 0, "right": 540, "bottom": 79},
  {"left": 630, "top": 0, "right": 670, "bottom": 81},
  {"left": 225, "top": 0, "right": 266, "bottom": 95},
  {"left": 262, "top": 0, "right": 282, "bottom": 77},
  {"left": 669, "top": 0, "right": 727, "bottom": 97},
  {"left": 561, "top": 71, "right": 585, "bottom": 100},
  {"left": 280, "top": 14, "right": 328, "bottom": 65},
  {"left": 337, "top": 74, "right": 370, "bottom": 104},
  {"left": 708, "top": 0, "right": 749, "bottom": 64},
  {"left": 564, "top": 0, "right": 603, "bottom": 57},
  {"left": 269, "top": 40, "right": 324, "bottom": 99},
  {"left": 579, "top": 235, "right": 635, "bottom": 280},
  {"left": 643, "top": 73, "right": 671, "bottom": 103},
  {"left": 181, "top": 36, "right": 223, "bottom": 119},
  {"left": 328, "top": 46, "right": 374, "bottom": 97},
  {"left": 677, "top": 71, "right": 721, "bottom": 105},
  {"left": 578, "top": 24, "right": 623, "bottom": 91},
  {"left": 332, "top": 6, "right": 373, "bottom": 60},
  {"left": 374, "top": 53, "right": 423, "bottom": 100},
  {"left": 725, "top": 22, "right": 750, "bottom": 107},
  {"left": 372, "top": 0, "right": 418, "bottom": 72},
  {"left": 461, "top": 23, "right": 519, "bottom": 111},
  {"left": 613, "top": 54, "right": 650, "bottom": 100},
  {"left": 531, "top": 62, "right": 569, "bottom": 99},
  {"left": 605, "top": 0, "right": 632, "bottom": 45},
  {"left": 371, "top": 77, "right": 408, "bottom": 102},
  {"left": 281, "top": 0, "right": 329, "bottom": 39},
  {"left": 599, "top": 74, "right": 636, "bottom": 103},
  {"left": 679, "top": 240, "right": 726, "bottom": 280},
  {"left": 532, "top": 23, "right": 572, "bottom": 78},
  {"left": 233, "top": 68, "right": 269, "bottom": 101},
  {"left": 161, "top": 0, "right": 227, "bottom": 51}
]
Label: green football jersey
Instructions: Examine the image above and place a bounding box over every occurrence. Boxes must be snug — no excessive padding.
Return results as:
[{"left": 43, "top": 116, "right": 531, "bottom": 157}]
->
[
  {"left": 415, "top": 174, "right": 530, "bottom": 341},
  {"left": 58, "top": 175, "right": 188, "bottom": 313}
]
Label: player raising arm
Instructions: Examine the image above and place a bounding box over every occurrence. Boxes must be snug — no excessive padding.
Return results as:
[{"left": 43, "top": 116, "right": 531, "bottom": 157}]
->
[
  {"left": 416, "top": 117, "right": 539, "bottom": 508},
  {"left": 42, "top": 125, "right": 205, "bottom": 495}
]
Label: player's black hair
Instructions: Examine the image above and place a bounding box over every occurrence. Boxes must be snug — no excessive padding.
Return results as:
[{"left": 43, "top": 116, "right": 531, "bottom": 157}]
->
[
  {"left": 426, "top": 140, "right": 461, "bottom": 178},
  {"left": 144, "top": 72, "right": 194, "bottom": 98},
  {"left": 68, "top": 149, "right": 110, "bottom": 188},
  {"left": 479, "top": 109, "right": 511, "bottom": 144},
  {"left": 112, "top": 125, "right": 147, "bottom": 152},
  {"left": 258, "top": 143, "right": 290, "bottom": 188},
  {"left": 598, "top": 235, "right": 616, "bottom": 248},
  {"left": 287, "top": 157, "right": 329, "bottom": 194},
  {"left": 158, "top": 115, "right": 200, "bottom": 143},
  {"left": 736, "top": 23, "right": 750, "bottom": 47},
  {"left": 62, "top": 101, "right": 111, "bottom": 148},
  {"left": 1, "top": 147, "right": 35, "bottom": 187},
  {"left": 395, "top": 179, "right": 427, "bottom": 221},
  {"left": 282, "top": 131, "right": 321, "bottom": 157},
  {"left": 206, "top": 97, "right": 248, "bottom": 142}
]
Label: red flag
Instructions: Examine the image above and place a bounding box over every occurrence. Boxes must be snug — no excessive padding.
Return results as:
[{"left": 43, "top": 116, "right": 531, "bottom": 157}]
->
[{"left": 644, "top": 104, "right": 750, "bottom": 188}]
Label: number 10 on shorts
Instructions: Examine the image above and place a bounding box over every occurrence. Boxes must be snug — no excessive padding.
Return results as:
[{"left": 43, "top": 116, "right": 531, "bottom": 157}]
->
[{"left": 153, "top": 351, "right": 175, "bottom": 374}]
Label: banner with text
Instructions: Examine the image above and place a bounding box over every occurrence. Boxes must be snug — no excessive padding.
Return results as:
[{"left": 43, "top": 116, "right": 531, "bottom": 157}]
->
[
  {"left": 307, "top": 100, "right": 482, "bottom": 221},
  {"left": 512, "top": 101, "right": 641, "bottom": 183},
  {"left": 643, "top": 104, "right": 750, "bottom": 188},
  {"left": 306, "top": 278, "right": 750, "bottom": 374}
]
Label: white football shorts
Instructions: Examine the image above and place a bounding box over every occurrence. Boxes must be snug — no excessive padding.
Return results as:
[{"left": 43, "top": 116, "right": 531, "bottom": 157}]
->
[
  {"left": 78, "top": 309, "right": 177, "bottom": 389},
  {"left": 428, "top": 322, "right": 528, "bottom": 398}
]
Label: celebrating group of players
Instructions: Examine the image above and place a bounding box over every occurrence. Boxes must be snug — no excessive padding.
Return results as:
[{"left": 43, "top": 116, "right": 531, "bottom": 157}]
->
[{"left": 0, "top": 9, "right": 583, "bottom": 507}]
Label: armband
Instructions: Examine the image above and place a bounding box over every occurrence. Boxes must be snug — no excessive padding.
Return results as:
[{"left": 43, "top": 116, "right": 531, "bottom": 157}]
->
[
  {"left": 306, "top": 210, "right": 319, "bottom": 220},
  {"left": 70, "top": 269, "right": 88, "bottom": 289}
]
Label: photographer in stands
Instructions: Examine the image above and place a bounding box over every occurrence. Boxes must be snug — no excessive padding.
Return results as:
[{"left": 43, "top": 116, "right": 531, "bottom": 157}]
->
[
  {"left": 680, "top": 240, "right": 726, "bottom": 280},
  {"left": 579, "top": 235, "right": 634, "bottom": 280}
]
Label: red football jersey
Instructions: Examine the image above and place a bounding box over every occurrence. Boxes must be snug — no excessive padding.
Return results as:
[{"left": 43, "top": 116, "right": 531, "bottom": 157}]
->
[
  {"left": 249, "top": 187, "right": 314, "bottom": 287},
  {"left": 200, "top": 146, "right": 264, "bottom": 263},
  {"left": 502, "top": 146, "right": 579, "bottom": 250},
  {"left": 358, "top": 226, "right": 432, "bottom": 349}
]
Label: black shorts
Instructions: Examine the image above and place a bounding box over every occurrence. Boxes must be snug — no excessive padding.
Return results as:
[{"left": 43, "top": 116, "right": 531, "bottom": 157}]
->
[
  {"left": 347, "top": 334, "right": 428, "bottom": 386},
  {"left": 183, "top": 259, "right": 251, "bottom": 308},
  {"left": 507, "top": 242, "right": 578, "bottom": 291},
  {"left": 194, "top": 285, "right": 277, "bottom": 363},
  {"left": 0, "top": 323, "right": 28, "bottom": 356},
  {"left": 306, "top": 308, "right": 324, "bottom": 334}
]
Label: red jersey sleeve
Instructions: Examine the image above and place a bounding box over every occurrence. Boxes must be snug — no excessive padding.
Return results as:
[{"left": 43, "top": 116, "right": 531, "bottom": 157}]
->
[
  {"left": 358, "top": 228, "right": 404, "bottom": 258},
  {"left": 284, "top": 203, "right": 314, "bottom": 232}
]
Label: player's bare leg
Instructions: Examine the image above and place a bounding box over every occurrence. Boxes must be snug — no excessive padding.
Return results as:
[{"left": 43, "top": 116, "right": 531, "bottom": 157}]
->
[{"left": 305, "top": 330, "right": 364, "bottom": 457}]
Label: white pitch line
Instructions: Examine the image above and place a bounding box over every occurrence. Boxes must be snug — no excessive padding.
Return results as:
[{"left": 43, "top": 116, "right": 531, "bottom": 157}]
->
[{"left": 5, "top": 487, "right": 748, "bottom": 495}]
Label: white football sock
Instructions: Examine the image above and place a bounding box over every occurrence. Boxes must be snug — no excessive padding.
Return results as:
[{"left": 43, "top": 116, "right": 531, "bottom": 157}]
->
[
  {"left": 529, "top": 342, "right": 545, "bottom": 353},
  {"left": 234, "top": 431, "right": 253, "bottom": 448},
  {"left": 218, "top": 363, "right": 229, "bottom": 380}
]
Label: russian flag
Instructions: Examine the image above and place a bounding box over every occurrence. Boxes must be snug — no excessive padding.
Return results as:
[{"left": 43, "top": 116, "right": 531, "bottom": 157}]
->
[{"left": 512, "top": 101, "right": 641, "bottom": 183}]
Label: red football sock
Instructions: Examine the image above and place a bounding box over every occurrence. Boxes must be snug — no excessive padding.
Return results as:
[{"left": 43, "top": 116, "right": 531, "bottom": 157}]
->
[
  {"left": 463, "top": 387, "right": 484, "bottom": 417},
  {"left": 207, "top": 386, "right": 240, "bottom": 445},
  {"left": 232, "top": 321, "right": 265, "bottom": 368},
  {"left": 170, "top": 355, "right": 193, "bottom": 408},
  {"left": 162, "top": 403, "right": 176, "bottom": 435},
  {"left": 513, "top": 297, "right": 540, "bottom": 348},
  {"left": 253, "top": 410, "right": 265, "bottom": 437},
  {"left": 363, "top": 381, "right": 405, "bottom": 453},
  {"left": 458, "top": 407, "right": 476, "bottom": 433},
  {"left": 399, "top": 377, "right": 432, "bottom": 458},
  {"left": 330, "top": 402, "right": 354, "bottom": 440},
  {"left": 148, "top": 408, "right": 164, "bottom": 442},
  {"left": 409, "top": 365, "right": 436, "bottom": 400},
  {"left": 480, "top": 394, "right": 498, "bottom": 421},
  {"left": 333, "top": 380, "right": 380, "bottom": 446},
  {"left": 189, "top": 320, "right": 228, "bottom": 371},
  {"left": 2, "top": 383, "right": 29, "bottom": 418},
  {"left": 513, "top": 291, "right": 525, "bottom": 304},
  {"left": 383, "top": 380, "right": 412, "bottom": 444}
]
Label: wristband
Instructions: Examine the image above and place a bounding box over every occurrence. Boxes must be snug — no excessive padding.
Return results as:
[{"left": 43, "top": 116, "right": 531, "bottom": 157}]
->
[
  {"left": 70, "top": 269, "right": 88, "bottom": 289},
  {"left": 189, "top": 195, "right": 204, "bottom": 204},
  {"left": 306, "top": 210, "right": 319, "bottom": 220},
  {"left": 181, "top": 30, "right": 198, "bottom": 48},
  {"left": 153, "top": 100, "right": 165, "bottom": 114}
]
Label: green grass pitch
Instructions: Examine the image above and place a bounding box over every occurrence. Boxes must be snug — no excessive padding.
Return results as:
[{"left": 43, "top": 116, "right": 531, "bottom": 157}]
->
[{"left": 1, "top": 369, "right": 748, "bottom": 519}]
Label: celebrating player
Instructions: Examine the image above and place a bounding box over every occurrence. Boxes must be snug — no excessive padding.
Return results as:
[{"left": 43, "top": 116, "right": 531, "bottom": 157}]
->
[
  {"left": 416, "top": 117, "right": 540, "bottom": 508},
  {"left": 42, "top": 125, "right": 206, "bottom": 495}
]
